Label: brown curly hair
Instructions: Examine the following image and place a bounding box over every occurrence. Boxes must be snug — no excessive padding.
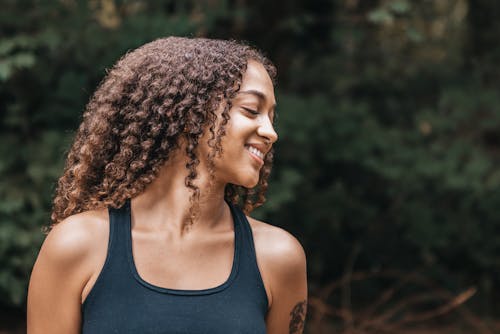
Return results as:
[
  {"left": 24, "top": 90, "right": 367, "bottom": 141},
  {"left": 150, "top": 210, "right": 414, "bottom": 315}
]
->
[{"left": 50, "top": 37, "right": 277, "bottom": 227}]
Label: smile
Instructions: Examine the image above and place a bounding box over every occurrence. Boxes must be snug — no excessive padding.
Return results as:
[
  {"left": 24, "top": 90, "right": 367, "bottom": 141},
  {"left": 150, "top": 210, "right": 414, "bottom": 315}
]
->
[{"left": 245, "top": 145, "right": 265, "bottom": 164}]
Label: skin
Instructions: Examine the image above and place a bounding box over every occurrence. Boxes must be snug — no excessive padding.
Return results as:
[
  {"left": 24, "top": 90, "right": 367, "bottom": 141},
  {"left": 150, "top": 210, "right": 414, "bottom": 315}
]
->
[{"left": 27, "top": 60, "right": 308, "bottom": 333}]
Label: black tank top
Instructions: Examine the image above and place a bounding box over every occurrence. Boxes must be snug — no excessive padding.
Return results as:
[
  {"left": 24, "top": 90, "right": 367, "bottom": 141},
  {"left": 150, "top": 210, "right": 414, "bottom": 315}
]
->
[{"left": 81, "top": 199, "right": 268, "bottom": 333}]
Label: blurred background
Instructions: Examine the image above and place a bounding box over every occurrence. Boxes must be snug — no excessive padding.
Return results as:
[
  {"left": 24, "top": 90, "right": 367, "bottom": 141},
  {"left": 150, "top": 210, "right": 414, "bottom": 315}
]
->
[{"left": 1, "top": 0, "right": 500, "bottom": 333}]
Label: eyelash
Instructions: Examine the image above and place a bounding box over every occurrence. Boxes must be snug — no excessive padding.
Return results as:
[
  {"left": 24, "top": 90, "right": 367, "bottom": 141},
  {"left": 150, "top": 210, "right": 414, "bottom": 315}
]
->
[
  {"left": 242, "top": 107, "right": 259, "bottom": 115},
  {"left": 242, "top": 107, "right": 275, "bottom": 124}
]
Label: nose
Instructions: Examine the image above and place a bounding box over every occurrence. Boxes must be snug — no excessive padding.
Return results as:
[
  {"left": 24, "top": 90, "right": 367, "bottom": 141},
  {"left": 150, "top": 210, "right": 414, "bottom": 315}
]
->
[{"left": 257, "top": 116, "right": 278, "bottom": 144}]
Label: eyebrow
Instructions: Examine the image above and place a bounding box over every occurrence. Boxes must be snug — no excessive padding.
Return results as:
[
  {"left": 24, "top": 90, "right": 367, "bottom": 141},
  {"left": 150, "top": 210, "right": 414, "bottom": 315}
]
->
[{"left": 237, "top": 90, "right": 277, "bottom": 109}]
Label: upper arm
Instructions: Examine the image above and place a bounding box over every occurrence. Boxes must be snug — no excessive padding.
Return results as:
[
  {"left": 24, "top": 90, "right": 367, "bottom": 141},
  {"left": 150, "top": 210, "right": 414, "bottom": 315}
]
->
[
  {"left": 27, "top": 216, "right": 95, "bottom": 334},
  {"left": 264, "top": 229, "right": 308, "bottom": 334}
]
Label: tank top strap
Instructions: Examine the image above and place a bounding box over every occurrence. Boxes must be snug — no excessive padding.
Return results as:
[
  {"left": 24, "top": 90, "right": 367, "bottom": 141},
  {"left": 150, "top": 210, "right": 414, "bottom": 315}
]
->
[
  {"left": 82, "top": 199, "right": 132, "bottom": 311},
  {"left": 227, "top": 201, "right": 269, "bottom": 310},
  {"left": 229, "top": 202, "right": 257, "bottom": 265},
  {"left": 104, "top": 199, "right": 131, "bottom": 268}
]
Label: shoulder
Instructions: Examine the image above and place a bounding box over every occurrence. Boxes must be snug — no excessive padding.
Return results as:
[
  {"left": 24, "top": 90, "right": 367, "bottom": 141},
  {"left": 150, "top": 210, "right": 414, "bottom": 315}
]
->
[
  {"left": 246, "top": 216, "right": 308, "bottom": 332},
  {"left": 246, "top": 216, "right": 307, "bottom": 299},
  {"left": 247, "top": 216, "right": 306, "bottom": 267},
  {"left": 27, "top": 208, "right": 109, "bottom": 332},
  {"left": 38, "top": 208, "right": 109, "bottom": 273}
]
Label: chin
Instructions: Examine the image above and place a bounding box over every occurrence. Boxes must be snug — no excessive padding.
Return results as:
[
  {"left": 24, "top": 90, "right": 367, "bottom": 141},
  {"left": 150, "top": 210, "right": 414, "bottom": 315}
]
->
[{"left": 236, "top": 175, "right": 260, "bottom": 189}]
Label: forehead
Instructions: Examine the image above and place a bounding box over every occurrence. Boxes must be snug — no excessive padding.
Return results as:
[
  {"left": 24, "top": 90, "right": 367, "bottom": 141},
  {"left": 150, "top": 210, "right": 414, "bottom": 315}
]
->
[{"left": 238, "top": 60, "right": 275, "bottom": 104}]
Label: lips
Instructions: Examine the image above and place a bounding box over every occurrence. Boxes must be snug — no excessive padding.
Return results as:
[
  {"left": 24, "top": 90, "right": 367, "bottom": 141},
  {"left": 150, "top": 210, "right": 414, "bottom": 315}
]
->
[
  {"left": 245, "top": 145, "right": 264, "bottom": 159},
  {"left": 245, "top": 145, "right": 265, "bottom": 165}
]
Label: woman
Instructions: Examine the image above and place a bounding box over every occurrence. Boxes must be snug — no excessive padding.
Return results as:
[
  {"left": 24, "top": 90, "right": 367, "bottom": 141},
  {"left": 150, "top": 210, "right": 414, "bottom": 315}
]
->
[{"left": 27, "top": 37, "right": 307, "bottom": 333}]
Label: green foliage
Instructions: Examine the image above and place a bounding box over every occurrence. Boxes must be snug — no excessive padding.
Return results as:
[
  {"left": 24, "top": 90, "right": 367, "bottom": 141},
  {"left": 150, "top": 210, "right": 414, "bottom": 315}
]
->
[
  {"left": 1, "top": 0, "right": 500, "bottom": 318},
  {"left": 252, "top": 0, "right": 500, "bottom": 313}
]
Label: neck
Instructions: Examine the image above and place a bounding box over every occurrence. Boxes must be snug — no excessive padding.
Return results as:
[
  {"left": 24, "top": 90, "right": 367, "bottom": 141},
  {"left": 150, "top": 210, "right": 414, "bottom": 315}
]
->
[{"left": 130, "top": 147, "right": 230, "bottom": 238}]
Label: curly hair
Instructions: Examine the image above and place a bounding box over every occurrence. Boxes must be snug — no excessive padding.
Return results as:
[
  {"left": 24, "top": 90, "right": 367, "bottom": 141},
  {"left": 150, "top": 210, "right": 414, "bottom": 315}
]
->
[{"left": 50, "top": 37, "right": 277, "bottom": 227}]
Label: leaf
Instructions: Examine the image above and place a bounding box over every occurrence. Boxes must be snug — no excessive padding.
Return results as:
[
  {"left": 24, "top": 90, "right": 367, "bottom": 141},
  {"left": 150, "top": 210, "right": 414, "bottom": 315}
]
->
[
  {"left": 367, "top": 8, "right": 394, "bottom": 25},
  {"left": 11, "top": 52, "right": 36, "bottom": 67},
  {"left": 407, "top": 26, "right": 424, "bottom": 42},
  {"left": 0, "top": 60, "right": 12, "bottom": 80},
  {"left": 389, "top": 0, "right": 411, "bottom": 14}
]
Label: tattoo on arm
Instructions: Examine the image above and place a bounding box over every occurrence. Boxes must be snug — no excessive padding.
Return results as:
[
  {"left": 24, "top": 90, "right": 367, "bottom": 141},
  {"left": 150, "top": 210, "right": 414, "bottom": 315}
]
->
[{"left": 289, "top": 299, "right": 307, "bottom": 334}]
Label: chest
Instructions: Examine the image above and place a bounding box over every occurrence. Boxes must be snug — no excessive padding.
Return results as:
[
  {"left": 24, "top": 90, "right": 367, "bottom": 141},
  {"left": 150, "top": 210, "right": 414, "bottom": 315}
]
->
[{"left": 130, "top": 230, "right": 235, "bottom": 290}]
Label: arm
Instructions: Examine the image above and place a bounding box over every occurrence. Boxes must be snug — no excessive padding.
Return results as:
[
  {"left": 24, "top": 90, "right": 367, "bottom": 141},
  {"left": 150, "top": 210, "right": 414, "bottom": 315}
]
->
[
  {"left": 265, "top": 231, "right": 308, "bottom": 334},
  {"left": 27, "top": 217, "right": 94, "bottom": 334}
]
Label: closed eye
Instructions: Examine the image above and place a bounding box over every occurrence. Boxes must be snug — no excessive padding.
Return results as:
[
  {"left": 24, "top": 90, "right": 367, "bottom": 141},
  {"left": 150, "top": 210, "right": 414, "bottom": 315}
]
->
[
  {"left": 242, "top": 107, "right": 259, "bottom": 115},
  {"left": 242, "top": 107, "right": 276, "bottom": 125}
]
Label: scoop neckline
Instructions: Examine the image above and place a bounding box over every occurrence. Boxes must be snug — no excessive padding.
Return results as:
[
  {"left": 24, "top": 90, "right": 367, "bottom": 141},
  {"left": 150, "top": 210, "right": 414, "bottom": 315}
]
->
[{"left": 124, "top": 199, "right": 241, "bottom": 296}]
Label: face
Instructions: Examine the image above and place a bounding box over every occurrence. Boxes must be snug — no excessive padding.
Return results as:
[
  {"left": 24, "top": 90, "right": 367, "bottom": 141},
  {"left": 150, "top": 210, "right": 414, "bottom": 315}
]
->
[{"left": 204, "top": 60, "right": 278, "bottom": 188}]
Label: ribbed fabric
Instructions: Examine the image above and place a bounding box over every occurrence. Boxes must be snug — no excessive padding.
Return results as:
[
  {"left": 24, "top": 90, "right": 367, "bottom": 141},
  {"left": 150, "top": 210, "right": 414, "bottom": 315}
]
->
[{"left": 81, "top": 199, "right": 268, "bottom": 333}]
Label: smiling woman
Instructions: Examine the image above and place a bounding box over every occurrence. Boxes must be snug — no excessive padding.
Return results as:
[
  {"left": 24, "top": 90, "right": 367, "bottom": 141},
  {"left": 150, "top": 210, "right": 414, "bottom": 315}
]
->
[{"left": 27, "top": 37, "right": 307, "bottom": 334}]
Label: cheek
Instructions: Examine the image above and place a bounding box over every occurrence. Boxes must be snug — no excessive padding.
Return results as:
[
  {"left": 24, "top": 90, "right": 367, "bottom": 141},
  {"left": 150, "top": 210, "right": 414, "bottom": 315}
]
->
[
  {"left": 217, "top": 113, "right": 253, "bottom": 158},
  {"left": 219, "top": 136, "right": 241, "bottom": 159},
  {"left": 221, "top": 122, "right": 240, "bottom": 147},
  {"left": 225, "top": 114, "right": 251, "bottom": 138}
]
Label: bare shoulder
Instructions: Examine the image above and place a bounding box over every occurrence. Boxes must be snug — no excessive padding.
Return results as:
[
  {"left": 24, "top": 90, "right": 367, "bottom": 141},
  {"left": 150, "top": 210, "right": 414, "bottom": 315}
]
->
[
  {"left": 246, "top": 216, "right": 308, "bottom": 332},
  {"left": 246, "top": 216, "right": 307, "bottom": 270},
  {"left": 27, "top": 207, "right": 110, "bottom": 333},
  {"left": 41, "top": 208, "right": 109, "bottom": 265}
]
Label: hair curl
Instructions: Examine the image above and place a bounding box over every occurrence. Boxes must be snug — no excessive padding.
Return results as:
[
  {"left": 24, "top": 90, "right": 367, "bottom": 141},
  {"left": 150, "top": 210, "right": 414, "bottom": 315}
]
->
[{"left": 50, "top": 37, "right": 276, "bottom": 227}]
